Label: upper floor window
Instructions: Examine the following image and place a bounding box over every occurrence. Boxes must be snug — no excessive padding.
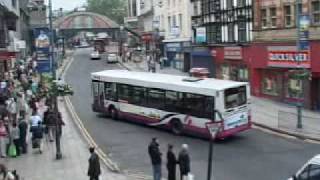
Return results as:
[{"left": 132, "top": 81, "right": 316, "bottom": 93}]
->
[
  {"left": 284, "top": 5, "right": 293, "bottom": 27},
  {"left": 12, "top": 0, "right": 16, "bottom": 8},
  {"left": 261, "top": 9, "right": 267, "bottom": 28},
  {"left": 312, "top": 0, "right": 320, "bottom": 25},
  {"left": 237, "top": 0, "right": 246, "bottom": 7},
  {"left": 140, "top": 0, "right": 145, "bottom": 9},
  {"left": 270, "top": 7, "right": 277, "bottom": 28},
  {"left": 227, "top": 0, "right": 233, "bottom": 9}
]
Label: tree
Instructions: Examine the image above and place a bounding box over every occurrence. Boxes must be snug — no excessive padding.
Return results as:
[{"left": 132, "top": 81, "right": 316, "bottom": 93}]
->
[{"left": 87, "top": 0, "right": 126, "bottom": 24}]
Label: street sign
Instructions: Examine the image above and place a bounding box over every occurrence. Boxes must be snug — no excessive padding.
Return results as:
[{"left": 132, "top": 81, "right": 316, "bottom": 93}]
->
[{"left": 206, "top": 122, "right": 221, "bottom": 139}]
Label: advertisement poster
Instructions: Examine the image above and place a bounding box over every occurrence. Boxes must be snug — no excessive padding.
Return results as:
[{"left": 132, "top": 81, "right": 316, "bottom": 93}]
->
[
  {"left": 196, "top": 27, "right": 206, "bottom": 43},
  {"left": 298, "top": 15, "right": 310, "bottom": 51},
  {"left": 33, "top": 27, "right": 51, "bottom": 73}
]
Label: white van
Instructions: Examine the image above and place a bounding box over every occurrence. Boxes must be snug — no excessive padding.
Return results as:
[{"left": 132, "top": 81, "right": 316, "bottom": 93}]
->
[{"left": 289, "top": 155, "right": 320, "bottom": 180}]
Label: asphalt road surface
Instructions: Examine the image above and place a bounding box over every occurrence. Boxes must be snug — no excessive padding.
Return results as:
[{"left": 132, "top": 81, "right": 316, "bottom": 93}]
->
[{"left": 66, "top": 48, "right": 320, "bottom": 180}]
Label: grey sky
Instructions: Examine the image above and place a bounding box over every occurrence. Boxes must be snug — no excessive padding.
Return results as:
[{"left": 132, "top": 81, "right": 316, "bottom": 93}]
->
[{"left": 46, "top": 0, "right": 87, "bottom": 11}]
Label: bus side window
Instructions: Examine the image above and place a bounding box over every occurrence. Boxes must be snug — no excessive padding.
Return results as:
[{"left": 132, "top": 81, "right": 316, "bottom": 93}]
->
[
  {"left": 165, "top": 91, "right": 179, "bottom": 112},
  {"left": 131, "top": 86, "right": 147, "bottom": 105},
  {"left": 99, "top": 82, "right": 105, "bottom": 100},
  {"left": 147, "top": 89, "right": 165, "bottom": 109},
  {"left": 118, "top": 84, "right": 132, "bottom": 102},
  {"left": 105, "top": 82, "right": 116, "bottom": 101}
]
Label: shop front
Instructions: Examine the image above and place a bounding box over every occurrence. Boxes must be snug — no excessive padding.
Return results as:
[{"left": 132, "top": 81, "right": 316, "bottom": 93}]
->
[
  {"left": 0, "top": 51, "right": 16, "bottom": 77},
  {"left": 191, "top": 46, "right": 214, "bottom": 77},
  {"left": 213, "top": 46, "right": 249, "bottom": 82},
  {"left": 250, "top": 44, "right": 313, "bottom": 108}
]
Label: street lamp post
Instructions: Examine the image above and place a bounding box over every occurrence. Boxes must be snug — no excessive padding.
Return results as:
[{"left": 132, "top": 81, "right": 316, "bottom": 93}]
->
[
  {"left": 295, "top": 0, "right": 303, "bottom": 129},
  {"left": 49, "top": 0, "right": 62, "bottom": 160}
]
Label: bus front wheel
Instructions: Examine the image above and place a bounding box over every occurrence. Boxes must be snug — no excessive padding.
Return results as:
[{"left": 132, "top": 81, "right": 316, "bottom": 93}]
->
[
  {"left": 109, "top": 107, "right": 118, "bottom": 120},
  {"left": 171, "top": 119, "right": 183, "bottom": 135}
]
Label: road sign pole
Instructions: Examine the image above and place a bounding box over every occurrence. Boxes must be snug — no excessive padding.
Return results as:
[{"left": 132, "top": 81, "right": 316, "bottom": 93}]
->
[{"left": 207, "top": 137, "right": 214, "bottom": 180}]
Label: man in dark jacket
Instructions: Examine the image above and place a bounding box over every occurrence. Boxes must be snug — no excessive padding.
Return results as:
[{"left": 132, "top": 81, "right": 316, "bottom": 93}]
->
[
  {"left": 18, "top": 118, "right": 28, "bottom": 154},
  {"left": 88, "top": 147, "right": 101, "bottom": 180},
  {"left": 178, "top": 144, "right": 190, "bottom": 180},
  {"left": 148, "top": 137, "right": 162, "bottom": 180},
  {"left": 167, "top": 144, "right": 177, "bottom": 180}
]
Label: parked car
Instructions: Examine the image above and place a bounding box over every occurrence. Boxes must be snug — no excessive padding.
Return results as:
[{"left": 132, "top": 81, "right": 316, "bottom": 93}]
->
[
  {"left": 289, "top": 154, "right": 320, "bottom": 180},
  {"left": 90, "top": 51, "right": 101, "bottom": 60},
  {"left": 106, "top": 53, "right": 118, "bottom": 63}
]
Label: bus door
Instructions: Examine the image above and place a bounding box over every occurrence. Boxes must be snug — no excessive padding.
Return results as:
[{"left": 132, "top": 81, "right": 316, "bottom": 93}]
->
[{"left": 98, "top": 82, "right": 105, "bottom": 108}]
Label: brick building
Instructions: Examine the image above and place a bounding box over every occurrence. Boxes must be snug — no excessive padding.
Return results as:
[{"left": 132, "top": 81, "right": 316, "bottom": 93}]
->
[{"left": 250, "top": 0, "right": 320, "bottom": 110}]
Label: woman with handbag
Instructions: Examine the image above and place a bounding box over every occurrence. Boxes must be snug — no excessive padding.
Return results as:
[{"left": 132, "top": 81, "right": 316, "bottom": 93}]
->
[{"left": 9, "top": 122, "right": 20, "bottom": 157}]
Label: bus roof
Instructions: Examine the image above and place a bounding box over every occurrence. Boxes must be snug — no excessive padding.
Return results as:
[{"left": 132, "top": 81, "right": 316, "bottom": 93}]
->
[{"left": 91, "top": 70, "right": 248, "bottom": 96}]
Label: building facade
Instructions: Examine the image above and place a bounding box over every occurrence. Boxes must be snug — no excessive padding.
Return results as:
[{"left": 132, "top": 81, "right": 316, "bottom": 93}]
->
[
  {"left": 251, "top": 0, "right": 320, "bottom": 110},
  {"left": 0, "top": 0, "right": 24, "bottom": 75},
  {"left": 162, "top": 0, "right": 193, "bottom": 72},
  {"left": 194, "top": 0, "right": 253, "bottom": 78}
]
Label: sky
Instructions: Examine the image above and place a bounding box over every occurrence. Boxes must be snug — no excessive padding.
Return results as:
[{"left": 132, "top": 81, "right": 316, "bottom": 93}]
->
[{"left": 45, "top": 0, "right": 87, "bottom": 11}]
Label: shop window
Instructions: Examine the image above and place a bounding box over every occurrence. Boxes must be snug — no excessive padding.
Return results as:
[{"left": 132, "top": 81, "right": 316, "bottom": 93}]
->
[
  {"left": 262, "top": 75, "right": 280, "bottom": 96},
  {"left": 221, "top": 65, "right": 230, "bottom": 80},
  {"left": 312, "top": 0, "right": 320, "bottom": 25},
  {"left": 238, "top": 68, "right": 249, "bottom": 82},
  {"left": 286, "top": 78, "right": 303, "bottom": 99}
]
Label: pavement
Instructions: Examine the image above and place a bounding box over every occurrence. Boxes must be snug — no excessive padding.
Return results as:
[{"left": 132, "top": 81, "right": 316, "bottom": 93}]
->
[
  {"left": 119, "top": 59, "right": 320, "bottom": 141},
  {"left": 0, "top": 50, "right": 136, "bottom": 180}
]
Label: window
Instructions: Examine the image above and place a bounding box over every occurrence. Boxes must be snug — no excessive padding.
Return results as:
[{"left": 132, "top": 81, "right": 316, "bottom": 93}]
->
[
  {"left": 179, "top": 14, "right": 183, "bottom": 31},
  {"left": 238, "top": 18, "right": 247, "bottom": 42},
  {"left": 284, "top": 5, "right": 293, "bottom": 27},
  {"left": 168, "top": 16, "right": 171, "bottom": 32},
  {"left": 181, "top": 93, "right": 207, "bottom": 117},
  {"left": 237, "top": 0, "right": 246, "bottom": 7},
  {"left": 261, "top": 9, "right": 267, "bottom": 28},
  {"left": 262, "top": 74, "right": 280, "bottom": 96},
  {"left": 165, "top": 91, "right": 179, "bottom": 112},
  {"left": 228, "top": 23, "right": 234, "bottom": 42},
  {"left": 224, "top": 86, "right": 247, "bottom": 109},
  {"left": 227, "top": 0, "right": 233, "bottom": 9},
  {"left": 147, "top": 89, "right": 165, "bottom": 109},
  {"left": 12, "top": 0, "right": 16, "bottom": 8},
  {"left": 173, "top": 15, "right": 177, "bottom": 27},
  {"left": 270, "top": 7, "right": 277, "bottom": 27},
  {"left": 140, "top": 0, "right": 145, "bottom": 9},
  {"left": 131, "top": 86, "right": 147, "bottom": 105},
  {"left": 194, "top": 2, "right": 198, "bottom": 16},
  {"left": 92, "top": 81, "right": 99, "bottom": 97},
  {"left": 104, "top": 82, "right": 116, "bottom": 101},
  {"left": 118, "top": 84, "right": 132, "bottom": 102},
  {"left": 312, "top": 0, "right": 320, "bottom": 24},
  {"left": 238, "top": 67, "right": 249, "bottom": 82},
  {"left": 298, "top": 164, "right": 320, "bottom": 180},
  {"left": 286, "top": 77, "right": 303, "bottom": 99}
]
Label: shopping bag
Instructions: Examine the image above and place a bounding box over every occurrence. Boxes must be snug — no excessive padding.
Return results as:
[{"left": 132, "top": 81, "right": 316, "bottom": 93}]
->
[
  {"left": 32, "top": 139, "right": 40, "bottom": 149},
  {"left": 8, "top": 144, "right": 17, "bottom": 157}
]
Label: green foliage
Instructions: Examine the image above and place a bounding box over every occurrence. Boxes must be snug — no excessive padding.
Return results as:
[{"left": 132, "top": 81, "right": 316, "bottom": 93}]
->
[{"left": 87, "top": 0, "right": 127, "bottom": 24}]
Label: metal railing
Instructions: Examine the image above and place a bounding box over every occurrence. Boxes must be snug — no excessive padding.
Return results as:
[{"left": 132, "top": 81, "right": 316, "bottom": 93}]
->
[{"left": 278, "top": 110, "right": 320, "bottom": 136}]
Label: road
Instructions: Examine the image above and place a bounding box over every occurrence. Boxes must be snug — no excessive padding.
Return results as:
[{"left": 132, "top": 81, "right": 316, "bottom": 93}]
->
[{"left": 66, "top": 48, "right": 320, "bottom": 180}]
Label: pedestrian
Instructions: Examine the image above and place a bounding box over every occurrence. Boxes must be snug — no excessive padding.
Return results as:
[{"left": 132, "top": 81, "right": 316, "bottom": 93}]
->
[
  {"left": 0, "top": 164, "right": 15, "bottom": 180},
  {"left": 6, "top": 97, "right": 17, "bottom": 122},
  {"left": 150, "top": 59, "right": 156, "bottom": 73},
  {"left": 159, "top": 57, "right": 164, "bottom": 70},
  {"left": 0, "top": 120, "right": 8, "bottom": 158},
  {"left": 43, "top": 108, "right": 55, "bottom": 142},
  {"left": 18, "top": 118, "right": 28, "bottom": 154},
  {"left": 148, "top": 137, "right": 162, "bottom": 180},
  {"left": 178, "top": 144, "right": 191, "bottom": 180},
  {"left": 87, "top": 147, "right": 101, "bottom": 180},
  {"left": 31, "top": 121, "right": 44, "bottom": 154},
  {"left": 167, "top": 144, "right": 177, "bottom": 180},
  {"left": 30, "top": 110, "right": 42, "bottom": 130},
  {"left": 9, "top": 122, "right": 20, "bottom": 156}
]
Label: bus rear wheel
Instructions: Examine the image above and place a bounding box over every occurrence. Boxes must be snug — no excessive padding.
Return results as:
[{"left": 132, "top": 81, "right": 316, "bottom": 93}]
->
[
  {"left": 109, "top": 107, "right": 118, "bottom": 120},
  {"left": 171, "top": 119, "right": 183, "bottom": 135}
]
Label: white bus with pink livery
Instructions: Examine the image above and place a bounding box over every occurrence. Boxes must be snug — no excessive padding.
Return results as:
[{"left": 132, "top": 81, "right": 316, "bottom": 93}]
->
[{"left": 91, "top": 70, "right": 251, "bottom": 139}]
